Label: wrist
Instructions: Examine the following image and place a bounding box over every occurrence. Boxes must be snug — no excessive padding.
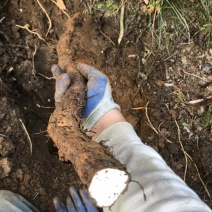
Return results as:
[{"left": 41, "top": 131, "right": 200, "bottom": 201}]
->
[{"left": 91, "top": 109, "right": 126, "bottom": 140}]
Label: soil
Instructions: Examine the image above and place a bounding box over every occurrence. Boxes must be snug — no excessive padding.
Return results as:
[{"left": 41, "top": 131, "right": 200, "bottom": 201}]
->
[{"left": 0, "top": 0, "right": 211, "bottom": 211}]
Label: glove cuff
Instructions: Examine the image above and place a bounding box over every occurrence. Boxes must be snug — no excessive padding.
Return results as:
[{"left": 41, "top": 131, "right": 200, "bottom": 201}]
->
[{"left": 82, "top": 100, "right": 121, "bottom": 131}]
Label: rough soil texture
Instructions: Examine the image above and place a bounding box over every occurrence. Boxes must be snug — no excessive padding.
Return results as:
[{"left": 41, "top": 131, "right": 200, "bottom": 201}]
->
[{"left": 0, "top": 0, "right": 211, "bottom": 211}]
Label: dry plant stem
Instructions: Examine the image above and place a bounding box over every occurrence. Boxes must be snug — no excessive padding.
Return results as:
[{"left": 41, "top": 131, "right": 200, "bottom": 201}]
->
[
  {"left": 132, "top": 107, "right": 147, "bottom": 111},
  {"left": 145, "top": 102, "right": 159, "bottom": 135},
  {"left": 174, "top": 120, "right": 211, "bottom": 199},
  {"left": 47, "top": 16, "right": 129, "bottom": 188},
  {"left": 32, "top": 44, "right": 38, "bottom": 79},
  {"left": 118, "top": 4, "right": 125, "bottom": 44},
  {"left": 38, "top": 73, "right": 55, "bottom": 80},
  {"left": 0, "top": 134, "right": 7, "bottom": 138},
  {"left": 145, "top": 102, "right": 172, "bottom": 143},
  {"left": 151, "top": 9, "right": 157, "bottom": 49},
  {"left": 174, "top": 120, "right": 188, "bottom": 181},
  {"left": 19, "top": 118, "right": 32, "bottom": 154},
  {"left": 51, "top": 0, "right": 70, "bottom": 18},
  {"left": 16, "top": 25, "right": 47, "bottom": 44},
  {"left": 99, "top": 29, "right": 115, "bottom": 46},
  {"left": 35, "top": 0, "right": 52, "bottom": 36},
  {"left": 182, "top": 70, "right": 207, "bottom": 81}
]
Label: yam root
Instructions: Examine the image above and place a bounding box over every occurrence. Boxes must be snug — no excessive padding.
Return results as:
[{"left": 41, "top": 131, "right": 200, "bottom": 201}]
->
[{"left": 47, "top": 16, "right": 129, "bottom": 207}]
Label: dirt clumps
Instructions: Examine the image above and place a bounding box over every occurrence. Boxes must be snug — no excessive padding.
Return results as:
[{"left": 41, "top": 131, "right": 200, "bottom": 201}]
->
[
  {"left": 0, "top": 158, "right": 11, "bottom": 179},
  {"left": 0, "top": 137, "right": 15, "bottom": 157}
]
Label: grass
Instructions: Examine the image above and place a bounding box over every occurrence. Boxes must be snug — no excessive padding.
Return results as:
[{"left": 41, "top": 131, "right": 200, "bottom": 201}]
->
[
  {"left": 147, "top": 0, "right": 211, "bottom": 50},
  {"left": 201, "top": 107, "right": 212, "bottom": 128},
  {"left": 84, "top": 0, "right": 211, "bottom": 50}
]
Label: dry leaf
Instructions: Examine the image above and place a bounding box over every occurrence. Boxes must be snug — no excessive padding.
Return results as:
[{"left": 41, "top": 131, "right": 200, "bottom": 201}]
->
[
  {"left": 57, "top": 0, "right": 66, "bottom": 10},
  {"left": 155, "top": 80, "right": 164, "bottom": 87},
  {"left": 144, "top": 0, "right": 149, "bottom": 5},
  {"left": 181, "top": 56, "right": 187, "bottom": 65},
  {"left": 147, "top": 5, "right": 155, "bottom": 15}
]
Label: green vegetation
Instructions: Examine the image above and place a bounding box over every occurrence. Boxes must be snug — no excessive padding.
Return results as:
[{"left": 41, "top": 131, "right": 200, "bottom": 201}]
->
[
  {"left": 201, "top": 107, "right": 212, "bottom": 128},
  {"left": 147, "top": 0, "right": 211, "bottom": 49},
  {"left": 86, "top": 0, "right": 211, "bottom": 50},
  {"left": 97, "top": 0, "right": 119, "bottom": 13}
]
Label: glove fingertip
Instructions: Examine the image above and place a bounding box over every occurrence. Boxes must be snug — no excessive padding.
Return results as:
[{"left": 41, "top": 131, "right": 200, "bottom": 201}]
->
[
  {"left": 53, "top": 197, "right": 68, "bottom": 212},
  {"left": 51, "top": 64, "right": 64, "bottom": 79},
  {"left": 66, "top": 196, "right": 77, "bottom": 212}
]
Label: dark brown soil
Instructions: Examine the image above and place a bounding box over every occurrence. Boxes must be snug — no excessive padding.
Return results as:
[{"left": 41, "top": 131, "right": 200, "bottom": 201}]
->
[{"left": 0, "top": 0, "right": 211, "bottom": 211}]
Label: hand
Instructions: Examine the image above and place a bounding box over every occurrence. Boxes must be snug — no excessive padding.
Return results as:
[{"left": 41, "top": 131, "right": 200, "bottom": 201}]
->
[
  {"left": 51, "top": 63, "right": 125, "bottom": 139},
  {"left": 53, "top": 187, "right": 98, "bottom": 212},
  {"left": 77, "top": 63, "right": 121, "bottom": 131},
  {"left": 51, "top": 64, "right": 71, "bottom": 103}
]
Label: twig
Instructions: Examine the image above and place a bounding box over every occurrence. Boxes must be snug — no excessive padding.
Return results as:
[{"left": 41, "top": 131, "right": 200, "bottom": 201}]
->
[
  {"left": 118, "top": 3, "right": 125, "bottom": 44},
  {"left": 33, "top": 192, "right": 39, "bottom": 200},
  {"left": 36, "top": 104, "right": 55, "bottom": 109},
  {"left": 0, "top": 17, "right": 5, "bottom": 23},
  {"left": 32, "top": 44, "right": 38, "bottom": 79},
  {"left": 185, "top": 99, "right": 204, "bottom": 104},
  {"left": 34, "top": 130, "right": 47, "bottom": 135},
  {"left": 145, "top": 102, "right": 159, "bottom": 135},
  {"left": 175, "top": 120, "right": 188, "bottom": 181},
  {"left": 35, "top": 0, "right": 52, "bottom": 36},
  {"left": 16, "top": 24, "right": 47, "bottom": 44},
  {"left": 192, "top": 162, "right": 211, "bottom": 199},
  {"left": 51, "top": 0, "right": 70, "bottom": 18},
  {"left": 38, "top": 73, "right": 55, "bottom": 80},
  {"left": 110, "top": 0, "right": 127, "bottom": 16},
  {"left": 182, "top": 70, "right": 207, "bottom": 81},
  {"left": 0, "top": 134, "right": 7, "bottom": 138},
  {"left": 151, "top": 9, "right": 157, "bottom": 49},
  {"left": 175, "top": 120, "right": 211, "bottom": 199},
  {"left": 99, "top": 29, "right": 115, "bottom": 46},
  {"left": 132, "top": 106, "right": 147, "bottom": 111},
  {"left": 19, "top": 118, "right": 32, "bottom": 154},
  {"left": 145, "top": 102, "right": 173, "bottom": 143}
]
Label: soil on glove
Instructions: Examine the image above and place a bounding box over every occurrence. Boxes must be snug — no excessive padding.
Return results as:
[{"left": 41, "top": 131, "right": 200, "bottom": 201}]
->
[{"left": 0, "top": 0, "right": 211, "bottom": 211}]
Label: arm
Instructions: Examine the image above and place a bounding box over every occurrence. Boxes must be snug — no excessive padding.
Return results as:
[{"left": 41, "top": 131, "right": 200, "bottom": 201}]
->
[
  {"left": 53, "top": 63, "right": 211, "bottom": 212},
  {"left": 95, "top": 114, "right": 210, "bottom": 212},
  {"left": 77, "top": 63, "right": 211, "bottom": 212}
]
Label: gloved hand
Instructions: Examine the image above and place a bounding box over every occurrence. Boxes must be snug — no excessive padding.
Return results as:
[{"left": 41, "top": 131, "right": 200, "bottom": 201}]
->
[
  {"left": 51, "top": 63, "right": 121, "bottom": 131},
  {"left": 51, "top": 64, "right": 71, "bottom": 103},
  {"left": 53, "top": 187, "right": 98, "bottom": 212},
  {"left": 77, "top": 63, "right": 120, "bottom": 131}
]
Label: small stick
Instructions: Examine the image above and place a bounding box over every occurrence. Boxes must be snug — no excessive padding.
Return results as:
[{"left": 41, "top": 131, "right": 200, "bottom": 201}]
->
[
  {"left": 38, "top": 73, "right": 55, "bottom": 80},
  {"left": 0, "top": 17, "right": 5, "bottom": 23},
  {"left": 118, "top": 3, "right": 125, "bottom": 44},
  {"left": 99, "top": 30, "right": 115, "bottom": 46},
  {"left": 51, "top": 0, "right": 70, "bottom": 18},
  {"left": 0, "top": 134, "right": 7, "bottom": 138},
  {"left": 36, "top": 104, "right": 55, "bottom": 109},
  {"left": 184, "top": 144, "right": 211, "bottom": 199},
  {"left": 151, "top": 9, "right": 157, "bottom": 49},
  {"left": 19, "top": 118, "right": 32, "bottom": 154},
  {"left": 145, "top": 102, "right": 159, "bottom": 135},
  {"left": 182, "top": 70, "right": 207, "bottom": 81},
  {"left": 132, "top": 107, "right": 147, "bottom": 111},
  {"left": 35, "top": 0, "right": 52, "bottom": 36},
  {"left": 193, "top": 161, "right": 211, "bottom": 199},
  {"left": 32, "top": 44, "right": 38, "bottom": 79},
  {"left": 16, "top": 25, "right": 47, "bottom": 44},
  {"left": 175, "top": 120, "right": 188, "bottom": 181}
]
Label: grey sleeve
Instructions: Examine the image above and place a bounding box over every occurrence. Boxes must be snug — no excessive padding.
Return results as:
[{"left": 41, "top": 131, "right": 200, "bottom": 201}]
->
[{"left": 96, "top": 122, "right": 211, "bottom": 212}]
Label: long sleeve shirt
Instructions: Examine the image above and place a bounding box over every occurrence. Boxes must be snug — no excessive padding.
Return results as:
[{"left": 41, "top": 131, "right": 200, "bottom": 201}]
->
[{"left": 96, "top": 122, "right": 211, "bottom": 212}]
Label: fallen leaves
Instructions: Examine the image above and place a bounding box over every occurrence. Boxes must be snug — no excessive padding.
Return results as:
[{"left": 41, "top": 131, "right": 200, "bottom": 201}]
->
[{"left": 57, "top": 0, "right": 66, "bottom": 10}]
